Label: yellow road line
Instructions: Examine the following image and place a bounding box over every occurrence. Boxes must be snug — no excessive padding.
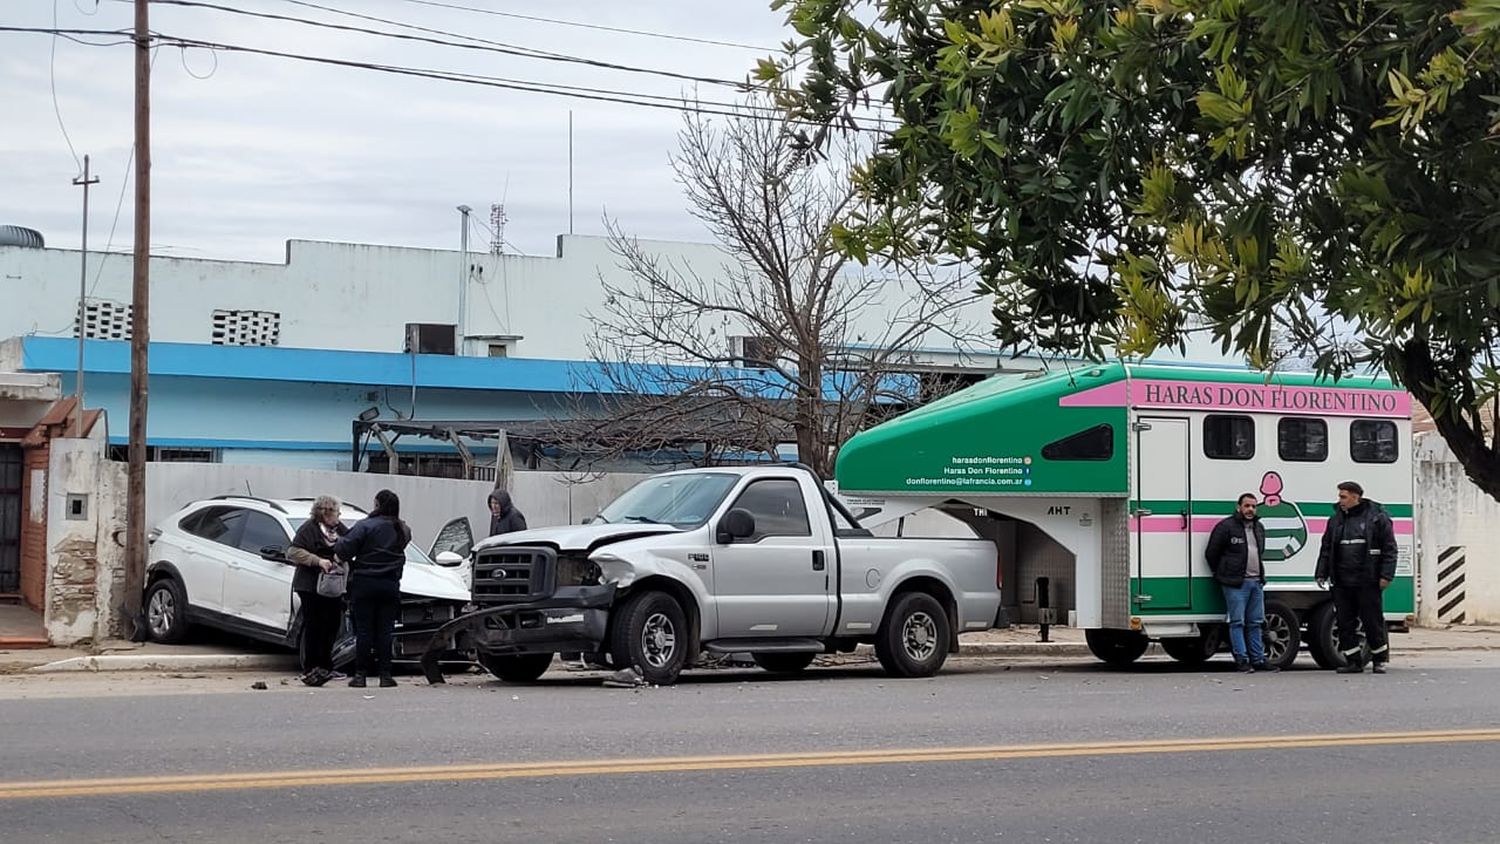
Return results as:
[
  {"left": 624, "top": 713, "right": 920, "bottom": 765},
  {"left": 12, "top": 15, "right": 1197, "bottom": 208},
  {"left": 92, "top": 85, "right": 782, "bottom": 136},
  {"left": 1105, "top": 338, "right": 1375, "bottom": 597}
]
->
[{"left": 4, "top": 727, "right": 1499, "bottom": 801}]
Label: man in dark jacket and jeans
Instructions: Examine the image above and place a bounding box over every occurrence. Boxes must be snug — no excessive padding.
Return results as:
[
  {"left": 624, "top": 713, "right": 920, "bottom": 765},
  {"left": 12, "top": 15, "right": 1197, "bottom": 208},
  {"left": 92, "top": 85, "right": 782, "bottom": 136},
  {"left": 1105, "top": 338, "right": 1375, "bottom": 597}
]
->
[
  {"left": 1316, "top": 481, "right": 1399, "bottom": 674},
  {"left": 1206, "top": 493, "right": 1272, "bottom": 672}
]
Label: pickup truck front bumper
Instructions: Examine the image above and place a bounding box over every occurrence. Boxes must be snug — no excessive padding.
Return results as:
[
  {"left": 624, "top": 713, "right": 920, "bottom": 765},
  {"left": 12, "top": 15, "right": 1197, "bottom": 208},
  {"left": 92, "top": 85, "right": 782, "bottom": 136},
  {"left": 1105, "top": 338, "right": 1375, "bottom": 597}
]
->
[{"left": 419, "top": 584, "right": 616, "bottom": 683}]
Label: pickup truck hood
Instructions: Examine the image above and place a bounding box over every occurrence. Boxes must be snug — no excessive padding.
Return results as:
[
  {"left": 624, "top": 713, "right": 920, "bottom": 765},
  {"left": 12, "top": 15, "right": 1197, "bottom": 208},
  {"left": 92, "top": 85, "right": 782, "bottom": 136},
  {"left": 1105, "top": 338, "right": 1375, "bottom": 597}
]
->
[
  {"left": 398, "top": 563, "right": 471, "bottom": 603},
  {"left": 474, "top": 523, "right": 681, "bottom": 553}
]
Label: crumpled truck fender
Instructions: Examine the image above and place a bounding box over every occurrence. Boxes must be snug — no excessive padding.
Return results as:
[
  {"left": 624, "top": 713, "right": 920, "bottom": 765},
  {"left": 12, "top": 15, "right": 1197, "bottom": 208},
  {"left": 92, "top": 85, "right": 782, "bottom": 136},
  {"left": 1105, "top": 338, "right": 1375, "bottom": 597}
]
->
[{"left": 590, "top": 547, "right": 720, "bottom": 641}]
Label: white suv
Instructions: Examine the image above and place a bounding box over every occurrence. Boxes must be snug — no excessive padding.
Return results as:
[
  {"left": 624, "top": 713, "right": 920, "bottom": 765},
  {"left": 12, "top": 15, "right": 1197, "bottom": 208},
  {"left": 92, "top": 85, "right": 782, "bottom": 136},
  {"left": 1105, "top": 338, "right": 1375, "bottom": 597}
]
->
[{"left": 144, "top": 496, "right": 475, "bottom": 668}]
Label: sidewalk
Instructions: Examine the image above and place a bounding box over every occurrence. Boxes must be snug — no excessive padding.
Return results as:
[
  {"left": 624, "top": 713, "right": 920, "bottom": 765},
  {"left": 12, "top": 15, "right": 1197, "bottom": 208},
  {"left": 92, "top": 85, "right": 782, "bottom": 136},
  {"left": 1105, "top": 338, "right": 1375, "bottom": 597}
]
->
[{"left": 5, "top": 624, "right": 1498, "bottom": 675}]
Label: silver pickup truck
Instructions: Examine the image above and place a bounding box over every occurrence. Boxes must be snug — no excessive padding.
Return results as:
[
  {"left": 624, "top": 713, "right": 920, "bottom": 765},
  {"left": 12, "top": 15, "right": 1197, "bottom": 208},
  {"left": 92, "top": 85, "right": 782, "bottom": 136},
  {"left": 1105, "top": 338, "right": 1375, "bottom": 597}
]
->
[{"left": 423, "top": 465, "right": 1001, "bottom": 685}]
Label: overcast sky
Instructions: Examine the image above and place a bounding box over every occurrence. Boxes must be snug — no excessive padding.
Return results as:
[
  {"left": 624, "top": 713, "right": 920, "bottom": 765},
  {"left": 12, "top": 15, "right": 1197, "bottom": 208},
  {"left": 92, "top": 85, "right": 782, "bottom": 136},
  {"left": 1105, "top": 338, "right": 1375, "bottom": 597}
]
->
[{"left": 2, "top": 0, "right": 792, "bottom": 261}]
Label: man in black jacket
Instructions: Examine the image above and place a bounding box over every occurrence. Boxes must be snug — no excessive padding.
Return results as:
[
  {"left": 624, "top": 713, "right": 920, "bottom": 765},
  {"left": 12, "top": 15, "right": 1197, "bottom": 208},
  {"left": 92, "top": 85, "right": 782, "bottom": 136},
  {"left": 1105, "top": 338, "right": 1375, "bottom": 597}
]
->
[
  {"left": 1315, "top": 481, "right": 1399, "bottom": 674},
  {"left": 1206, "top": 493, "right": 1271, "bottom": 672}
]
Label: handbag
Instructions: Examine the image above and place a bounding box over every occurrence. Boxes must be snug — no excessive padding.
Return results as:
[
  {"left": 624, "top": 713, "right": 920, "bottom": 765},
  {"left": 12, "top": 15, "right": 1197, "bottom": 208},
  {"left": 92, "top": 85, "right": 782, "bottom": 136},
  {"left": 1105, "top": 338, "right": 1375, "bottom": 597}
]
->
[{"left": 316, "top": 563, "right": 347, "bottom": 598}]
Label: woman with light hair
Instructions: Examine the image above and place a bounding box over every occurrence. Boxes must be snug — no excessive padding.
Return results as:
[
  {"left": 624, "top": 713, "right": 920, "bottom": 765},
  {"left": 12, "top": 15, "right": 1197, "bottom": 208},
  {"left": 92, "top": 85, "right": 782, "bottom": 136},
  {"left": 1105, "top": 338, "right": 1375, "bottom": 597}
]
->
[{"left": 286, "top": 495, "right": 349, "bottom": 686}]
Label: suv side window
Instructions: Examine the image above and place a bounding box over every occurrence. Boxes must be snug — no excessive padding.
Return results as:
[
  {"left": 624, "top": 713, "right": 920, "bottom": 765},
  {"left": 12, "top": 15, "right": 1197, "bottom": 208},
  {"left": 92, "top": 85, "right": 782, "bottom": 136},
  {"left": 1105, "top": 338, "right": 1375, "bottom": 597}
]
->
[
  {"left": 237, "top": 511, "right": 290, "bottom": 556},
  {"left": 729, "top": 479, "right": 812, "bottom": 541},
  {"left": 183, "top": 506, "right": 246, "bottom": 548}
]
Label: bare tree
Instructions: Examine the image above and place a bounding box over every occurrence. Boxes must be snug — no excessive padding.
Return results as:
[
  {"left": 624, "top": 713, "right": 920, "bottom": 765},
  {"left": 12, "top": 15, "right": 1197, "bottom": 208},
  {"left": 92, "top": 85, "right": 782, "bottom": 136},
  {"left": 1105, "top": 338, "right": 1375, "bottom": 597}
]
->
[{"left": 564, "top": 103, "right": 987, "bottom": 478}]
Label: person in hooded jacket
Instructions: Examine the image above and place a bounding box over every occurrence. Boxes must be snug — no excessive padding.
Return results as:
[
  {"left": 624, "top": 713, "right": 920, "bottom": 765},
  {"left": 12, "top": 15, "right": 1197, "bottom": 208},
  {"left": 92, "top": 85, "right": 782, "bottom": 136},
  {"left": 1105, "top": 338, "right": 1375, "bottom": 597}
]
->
[
  {"left": 488, "top": 490, "right": 528, "bottom": 537},
  {"left": 334, "top": 489, "right": 411, "bottom": 688},
  {"left": 1205, "top": 493, "right": 1273, "bottom": 673},
  {"left": 285, "top": 495, "right": 349, "bottom": 687},
  {"left": 1315, "top": 481, "right": 1399, "bottom": 674}
]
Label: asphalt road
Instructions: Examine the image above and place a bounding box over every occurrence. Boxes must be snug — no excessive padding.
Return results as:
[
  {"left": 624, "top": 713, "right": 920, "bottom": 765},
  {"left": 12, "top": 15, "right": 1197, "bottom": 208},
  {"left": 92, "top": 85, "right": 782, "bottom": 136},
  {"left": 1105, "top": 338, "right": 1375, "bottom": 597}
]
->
[{"left": 3, "top": 652, "right": 1498, "bottom": 843}]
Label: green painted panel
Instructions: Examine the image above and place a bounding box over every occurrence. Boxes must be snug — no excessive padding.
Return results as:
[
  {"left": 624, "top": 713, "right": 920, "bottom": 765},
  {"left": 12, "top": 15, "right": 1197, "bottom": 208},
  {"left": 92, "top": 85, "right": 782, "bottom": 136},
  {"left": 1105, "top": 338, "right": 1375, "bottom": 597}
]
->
[
  {"left": 1132, "top": 576, "right": 1416, "bottom": 616},
  {"left": 836, "top": 367, "right": 1129, "bottom": 495},
  {"left": 1134, "top": 499, "right": 1413, "bottom": 518}
]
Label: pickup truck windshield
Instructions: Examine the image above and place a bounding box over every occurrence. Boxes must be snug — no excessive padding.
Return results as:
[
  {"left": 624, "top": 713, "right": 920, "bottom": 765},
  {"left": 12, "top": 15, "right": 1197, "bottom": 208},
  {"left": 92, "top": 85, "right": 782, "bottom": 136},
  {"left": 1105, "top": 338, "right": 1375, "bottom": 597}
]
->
[{"left": 594, "top": 473, "right": 739, "bottom": 528}]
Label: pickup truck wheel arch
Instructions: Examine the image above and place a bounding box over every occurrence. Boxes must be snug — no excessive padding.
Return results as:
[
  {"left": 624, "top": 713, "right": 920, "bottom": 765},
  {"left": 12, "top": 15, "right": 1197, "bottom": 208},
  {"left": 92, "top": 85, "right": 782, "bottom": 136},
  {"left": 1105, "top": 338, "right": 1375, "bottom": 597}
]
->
[
  {"left": 883, "top": 577, "right": 959, "bottom": 653},
  {"left": 615, "top": 576, "right": 702, "bottom": 665}
]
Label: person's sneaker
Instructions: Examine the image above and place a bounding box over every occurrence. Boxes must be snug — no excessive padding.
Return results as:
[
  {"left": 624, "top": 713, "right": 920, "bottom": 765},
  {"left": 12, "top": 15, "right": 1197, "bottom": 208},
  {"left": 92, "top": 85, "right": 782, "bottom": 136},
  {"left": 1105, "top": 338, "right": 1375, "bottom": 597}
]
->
[
  {"left": 1251, "top": 663, "right": 1280, "bottom": 673},
  {"left": 348, "top": 673, "right": 367, "bottom": 688},
  {"left": 1372, "top": 662, "right": 1387, "bottom": 674},
  {"left": 379, "top": 674, "right": 398, "bottom": 688},
  {"left": 1335, "top": 662, "right": 1364, "bottom": 674},
  {"left": 1236, "top": 661, "right": 1254, "bottom": 674}
]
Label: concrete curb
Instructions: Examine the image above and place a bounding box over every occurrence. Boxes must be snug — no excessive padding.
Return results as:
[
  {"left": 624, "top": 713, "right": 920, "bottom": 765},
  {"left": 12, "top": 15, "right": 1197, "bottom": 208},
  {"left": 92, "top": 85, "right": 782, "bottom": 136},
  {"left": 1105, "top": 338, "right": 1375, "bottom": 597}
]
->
[
  {"left": 28, "top": 653, "right": 299, "bottom": 674},
  {"left": 959, "top": 642, "right": 1092, "bottom": 657}
]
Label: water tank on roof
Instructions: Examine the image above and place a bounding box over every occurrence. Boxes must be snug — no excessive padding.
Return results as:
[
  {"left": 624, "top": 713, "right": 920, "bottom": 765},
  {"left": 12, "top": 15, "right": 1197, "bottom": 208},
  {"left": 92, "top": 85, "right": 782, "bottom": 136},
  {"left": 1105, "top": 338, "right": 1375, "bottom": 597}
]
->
[{"left": 0, "top": 226, "right": 45, "bottom": 248}]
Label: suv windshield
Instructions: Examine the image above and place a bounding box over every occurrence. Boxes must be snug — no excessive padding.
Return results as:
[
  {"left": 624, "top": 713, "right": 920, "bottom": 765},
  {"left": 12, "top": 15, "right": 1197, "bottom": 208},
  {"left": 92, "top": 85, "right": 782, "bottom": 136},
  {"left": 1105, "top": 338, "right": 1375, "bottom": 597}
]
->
[{"left": 594, "top": 473, "right": 739, "bottom": 528}]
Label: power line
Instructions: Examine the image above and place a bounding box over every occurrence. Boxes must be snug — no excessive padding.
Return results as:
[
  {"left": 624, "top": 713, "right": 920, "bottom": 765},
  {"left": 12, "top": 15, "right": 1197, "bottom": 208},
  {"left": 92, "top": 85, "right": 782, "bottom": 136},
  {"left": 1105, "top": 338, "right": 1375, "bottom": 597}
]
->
[
  {"left": 387, "top": 0, "right": 777, "bottom": 52},
  {"left": 149, "top": 33, "right": 897, "bottom": 129},
  {"left": 50, "top": 0, "right": 83, "bottom": 173},
  {"left": 1, "top": 26, "right": 898, "bottom": 129},
  {"left": 127, "top": 0, "right": 756, "bottom": 92}
]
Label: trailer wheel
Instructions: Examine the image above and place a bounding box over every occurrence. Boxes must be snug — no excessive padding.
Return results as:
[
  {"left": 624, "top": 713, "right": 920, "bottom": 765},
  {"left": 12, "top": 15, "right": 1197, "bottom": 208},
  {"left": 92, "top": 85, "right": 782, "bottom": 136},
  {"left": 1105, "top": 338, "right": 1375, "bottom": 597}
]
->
[
  {"left": 1160, "top": 627, "right": 1221, "bottom": 665},
  {"left": 752, "top": 653, "right": 816, "bottom": 674},
  {"left": 479, "top": 653, "right": 554, "bottom": 683},
  {"left": 876, "top": 591, "right": 951, "bottom": 678},
  {"left": 1307, "top": 600, "right": 1369, "bottom": 670},
  {"left": 610, "top": 590, "right": 689, "bottom": 685},
  {"left": 1086, "top": 629, "right": 1149, "bottom": 667},
  {"left": 1306, "top": 602, "right": 1336, "bottom": 669},
  {"left": 1262, "top": 599, "right": 1301, "bottom": 670}
]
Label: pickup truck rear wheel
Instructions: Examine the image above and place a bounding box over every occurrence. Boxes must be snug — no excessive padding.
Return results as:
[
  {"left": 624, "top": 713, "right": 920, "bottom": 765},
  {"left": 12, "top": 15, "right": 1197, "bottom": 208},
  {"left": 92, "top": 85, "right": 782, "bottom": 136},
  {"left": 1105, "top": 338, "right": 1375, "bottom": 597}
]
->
[
  {"left": 752, "top": 652, "right": 816, "bottom": 674},
  {"left": 876, "top": 592, "right": 951, "bottom": 678},
  {"left": 479, "top": 653, "right": 554, "bottom": 683},
  {"left": 611, "top": 591, "right": 688, "bottom": 685}
]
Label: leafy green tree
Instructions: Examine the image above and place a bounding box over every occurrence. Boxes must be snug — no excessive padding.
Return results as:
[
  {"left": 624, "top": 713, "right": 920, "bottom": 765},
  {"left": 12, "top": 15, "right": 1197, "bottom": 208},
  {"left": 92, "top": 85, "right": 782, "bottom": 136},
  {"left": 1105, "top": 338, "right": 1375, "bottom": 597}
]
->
[{"left": 763, "top": 0, "right": 1500, "bottom": 497}]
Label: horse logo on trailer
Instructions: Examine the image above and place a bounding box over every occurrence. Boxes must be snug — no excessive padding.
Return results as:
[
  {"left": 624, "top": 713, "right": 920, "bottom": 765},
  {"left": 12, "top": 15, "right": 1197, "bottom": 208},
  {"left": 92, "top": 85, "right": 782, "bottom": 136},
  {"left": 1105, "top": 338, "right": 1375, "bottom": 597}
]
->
[{"left": 1257, "top": 471, "right": 1309, "bottom": 561}]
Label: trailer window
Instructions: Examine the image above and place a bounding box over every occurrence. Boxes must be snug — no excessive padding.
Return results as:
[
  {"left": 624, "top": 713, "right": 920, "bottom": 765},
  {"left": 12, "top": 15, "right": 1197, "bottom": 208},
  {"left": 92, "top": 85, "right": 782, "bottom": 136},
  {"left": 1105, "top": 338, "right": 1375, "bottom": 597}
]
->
[
  {"left": 1351, "top": 419, "right": 1399, "bottom": 464},
  {"left": 1042, "top": 424, "right": 1114, "bottom": 461},
  {"left": 1203, "top": 415, "right": 1255, "bottom": 460},
  {"left": 1278, "top": 418, "right": 1328, "bottom": 462}
]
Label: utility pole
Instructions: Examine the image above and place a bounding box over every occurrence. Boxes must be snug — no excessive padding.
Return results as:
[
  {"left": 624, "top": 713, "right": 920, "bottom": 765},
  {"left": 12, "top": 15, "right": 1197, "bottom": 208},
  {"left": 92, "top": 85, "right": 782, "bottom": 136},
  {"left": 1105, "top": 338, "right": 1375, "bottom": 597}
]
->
[
  {"left": 71, "top": 155, "right": 99, "bottom": 437},
  {"left": 457, "top": 204, "right": 471, "bottom": 354},
  {"left": 124, "top": 0, "right": 151, "bottom": 640},
  {"left": 568, "top": 110, "right": 574, "bottom": 235}
]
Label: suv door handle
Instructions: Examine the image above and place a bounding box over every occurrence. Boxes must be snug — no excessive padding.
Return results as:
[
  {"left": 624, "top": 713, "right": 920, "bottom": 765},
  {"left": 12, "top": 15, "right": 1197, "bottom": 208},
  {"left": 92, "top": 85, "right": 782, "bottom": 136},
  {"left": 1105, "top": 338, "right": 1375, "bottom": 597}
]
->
[{"left": 812, "top": 550, "right": 826, "bottom": 571}]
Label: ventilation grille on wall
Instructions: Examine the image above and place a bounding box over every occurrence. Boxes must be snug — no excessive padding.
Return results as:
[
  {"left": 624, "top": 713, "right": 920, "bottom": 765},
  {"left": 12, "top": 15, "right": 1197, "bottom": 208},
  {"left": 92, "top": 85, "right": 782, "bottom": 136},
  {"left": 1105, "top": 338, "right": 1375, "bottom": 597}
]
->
[
  {"left": 211, "top": 309, "right": 282, "bottom": 346},
  {"left": 75, "top": 298, "right": 133, "bottom": 340}
]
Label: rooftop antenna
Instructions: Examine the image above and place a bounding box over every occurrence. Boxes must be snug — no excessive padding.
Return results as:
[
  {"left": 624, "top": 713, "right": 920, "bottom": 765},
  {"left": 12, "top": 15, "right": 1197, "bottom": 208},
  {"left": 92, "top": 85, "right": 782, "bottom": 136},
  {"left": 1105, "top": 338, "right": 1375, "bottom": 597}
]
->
[{"left": 490, "top": 202, "right": 507, "bottom": 255}]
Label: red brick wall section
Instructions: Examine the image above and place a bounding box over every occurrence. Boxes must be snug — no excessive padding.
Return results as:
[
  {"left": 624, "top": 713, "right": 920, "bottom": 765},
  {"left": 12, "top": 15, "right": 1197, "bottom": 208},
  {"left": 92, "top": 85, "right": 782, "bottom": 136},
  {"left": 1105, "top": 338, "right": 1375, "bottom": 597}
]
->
[{"left": 18, "top": 444, "right": 48, "bottom": 611}]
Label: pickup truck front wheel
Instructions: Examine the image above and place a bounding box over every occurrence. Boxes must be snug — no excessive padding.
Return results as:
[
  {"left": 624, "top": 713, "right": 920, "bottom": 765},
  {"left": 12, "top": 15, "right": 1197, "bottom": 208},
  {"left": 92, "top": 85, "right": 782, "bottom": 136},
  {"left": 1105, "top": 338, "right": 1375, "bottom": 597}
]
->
[
  {"left": 611, "top": 591, "right": 688, "bottom": 685},
  {"left": 876, "top": 592, "right": 951, "bottom": 678}
]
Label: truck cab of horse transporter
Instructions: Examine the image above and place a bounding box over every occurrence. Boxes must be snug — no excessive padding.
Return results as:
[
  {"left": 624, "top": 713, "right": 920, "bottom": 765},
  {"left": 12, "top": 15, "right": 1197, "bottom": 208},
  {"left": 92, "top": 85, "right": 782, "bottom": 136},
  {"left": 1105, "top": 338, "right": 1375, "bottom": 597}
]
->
[
  {"left": 429, "top": 465, "right": 1003, "bottom": 685},
  {"left": 832, "top": 362, "right": 1415, "bottom": 670}
]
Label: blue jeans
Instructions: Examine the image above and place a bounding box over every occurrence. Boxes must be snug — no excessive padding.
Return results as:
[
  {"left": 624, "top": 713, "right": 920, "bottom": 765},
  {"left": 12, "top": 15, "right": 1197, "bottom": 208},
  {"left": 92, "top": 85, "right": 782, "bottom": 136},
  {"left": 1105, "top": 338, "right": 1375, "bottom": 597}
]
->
[{"left": 1222, "top": 580, "right": 1265, "bottom": 664}]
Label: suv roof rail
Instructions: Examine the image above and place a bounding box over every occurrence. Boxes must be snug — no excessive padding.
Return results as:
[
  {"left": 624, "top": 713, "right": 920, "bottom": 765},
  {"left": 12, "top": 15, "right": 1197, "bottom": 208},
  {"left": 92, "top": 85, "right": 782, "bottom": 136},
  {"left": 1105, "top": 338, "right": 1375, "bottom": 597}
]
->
[{"left": 208, "top": 494, "right": 288, "bottom": 513}]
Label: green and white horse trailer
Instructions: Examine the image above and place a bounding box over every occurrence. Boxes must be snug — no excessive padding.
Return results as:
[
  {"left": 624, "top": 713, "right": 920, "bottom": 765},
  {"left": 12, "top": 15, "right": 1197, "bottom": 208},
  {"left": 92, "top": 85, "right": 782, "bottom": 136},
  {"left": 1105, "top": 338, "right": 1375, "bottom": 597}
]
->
[{"left": 833, "top": 362, "right": 1415, "bottom": 670}]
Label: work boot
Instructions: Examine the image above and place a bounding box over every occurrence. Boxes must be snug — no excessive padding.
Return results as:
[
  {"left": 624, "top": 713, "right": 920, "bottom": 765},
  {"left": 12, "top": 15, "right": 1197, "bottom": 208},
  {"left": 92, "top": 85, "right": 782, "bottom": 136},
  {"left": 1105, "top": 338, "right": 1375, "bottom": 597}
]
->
[
  {"left": 348, "top": 672, "right": 368, "bottom": 688},
  {"left": 1235, "top": 659, "right": 1254, "bottom": 674},
  {"left": 379, "top": 674, "right": 398, "bottom": 688},
  {"left": 1372, "top": 661, "right": 1387, "bottom": 674},
  {"left": 1251, "top": 662, "right": 1280, "bottom": 674},
  {"left": 1335, "top": 659, "right": 1364, "bottom": 674}
]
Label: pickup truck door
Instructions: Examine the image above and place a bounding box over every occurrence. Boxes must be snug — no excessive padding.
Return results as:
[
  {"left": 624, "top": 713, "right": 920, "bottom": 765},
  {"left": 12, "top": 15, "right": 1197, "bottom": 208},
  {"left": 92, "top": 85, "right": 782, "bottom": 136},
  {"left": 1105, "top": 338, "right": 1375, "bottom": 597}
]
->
[{"left": 712, "top": 476, "right": 834, "bottom": 638}]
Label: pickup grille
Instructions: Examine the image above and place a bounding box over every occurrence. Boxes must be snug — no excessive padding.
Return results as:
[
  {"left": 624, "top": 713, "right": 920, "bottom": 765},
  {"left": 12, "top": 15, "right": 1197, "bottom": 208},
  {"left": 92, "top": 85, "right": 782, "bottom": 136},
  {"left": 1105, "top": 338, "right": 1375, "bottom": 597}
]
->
[{"left": 473, "top": 547, "right": 553, "bottom": 602}]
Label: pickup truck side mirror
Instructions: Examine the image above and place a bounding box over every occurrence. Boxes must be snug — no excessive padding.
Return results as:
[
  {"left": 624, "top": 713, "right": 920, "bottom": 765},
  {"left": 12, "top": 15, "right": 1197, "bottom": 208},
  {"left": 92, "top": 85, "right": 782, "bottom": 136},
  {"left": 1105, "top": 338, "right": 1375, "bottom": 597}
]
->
[
  {"left": 717, "top": 509, "right": 756, "bottom": 544},
  {"left": 259, "top": 545, "right": 288, "bottom": 563}
]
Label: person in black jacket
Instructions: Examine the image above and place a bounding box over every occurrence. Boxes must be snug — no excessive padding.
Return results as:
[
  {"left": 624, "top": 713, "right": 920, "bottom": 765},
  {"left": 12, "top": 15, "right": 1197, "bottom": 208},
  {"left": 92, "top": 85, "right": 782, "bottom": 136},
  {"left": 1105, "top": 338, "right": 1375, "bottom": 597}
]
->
[
  {"left": 334, "top": 489, "right": 412, "bottom": 688},
  {"left": 1205, "top": 493, "right": 1272, "bottom": 672},
  {"left": 1316, "top": 481, "right": 1399, "bottom": 674},
  {"left": 285, "top": 495, "right": 349, "bottom": 687},
  {"left": 487, "top": 490, "right": 528, "bottom": 537}
]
